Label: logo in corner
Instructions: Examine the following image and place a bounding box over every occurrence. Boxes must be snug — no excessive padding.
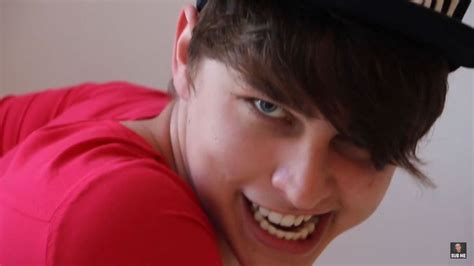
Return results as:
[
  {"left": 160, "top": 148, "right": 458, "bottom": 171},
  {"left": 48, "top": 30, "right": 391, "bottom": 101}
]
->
[{"left": 450, "top": 242, "right": 467, "bottom": 259}]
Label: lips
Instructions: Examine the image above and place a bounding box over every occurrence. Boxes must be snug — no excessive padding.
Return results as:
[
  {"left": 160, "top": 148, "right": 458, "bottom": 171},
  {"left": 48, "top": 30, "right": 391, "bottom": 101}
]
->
[
  {"left": 251, "top": 202, "right": 319, "bottom": 240},
  {"left": 240, "top": 194, "right": 333, "bottom": 254},
  {"left": 254, "top": 211, "right": 317, "bottom": 240},
  {"left": 251, "top": 201, "right": 318, "bottom": 229}
]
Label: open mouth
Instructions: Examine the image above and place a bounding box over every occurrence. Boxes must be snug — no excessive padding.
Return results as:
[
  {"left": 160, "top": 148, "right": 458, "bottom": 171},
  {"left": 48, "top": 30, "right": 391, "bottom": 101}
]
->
[
  {"left": 241, "top": 194, "right": 333, "bottom": 255},
  {"left": 250, "top": 201, "right": 319, "bottom": 241}
]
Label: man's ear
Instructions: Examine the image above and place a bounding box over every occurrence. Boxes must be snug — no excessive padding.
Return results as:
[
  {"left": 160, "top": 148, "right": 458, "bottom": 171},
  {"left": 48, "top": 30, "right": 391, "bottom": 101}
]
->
[{"left": 171, "top": 5, "right": 199, "bottom": 100}]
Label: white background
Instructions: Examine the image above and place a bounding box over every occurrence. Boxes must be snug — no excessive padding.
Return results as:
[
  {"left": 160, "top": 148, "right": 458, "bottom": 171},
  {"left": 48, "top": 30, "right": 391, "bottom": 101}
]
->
[{"left": 0, "top": 0, "right": 472, "bottom": 265}]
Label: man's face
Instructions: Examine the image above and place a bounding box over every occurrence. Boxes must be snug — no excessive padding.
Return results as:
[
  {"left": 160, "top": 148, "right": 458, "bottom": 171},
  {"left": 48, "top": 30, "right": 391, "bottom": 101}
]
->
[
  {"left": 180, "top": 59, "right": 396, "bottom": 265},
  {"left": 455, "top": 244, "right": 462, "bottom": 253}
]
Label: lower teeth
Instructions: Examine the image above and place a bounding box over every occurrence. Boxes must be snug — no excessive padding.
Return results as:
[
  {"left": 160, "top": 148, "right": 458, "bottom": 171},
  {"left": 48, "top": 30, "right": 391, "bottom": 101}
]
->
[{"left": 252, "top": 210, "right": 317, "bottom": 241}]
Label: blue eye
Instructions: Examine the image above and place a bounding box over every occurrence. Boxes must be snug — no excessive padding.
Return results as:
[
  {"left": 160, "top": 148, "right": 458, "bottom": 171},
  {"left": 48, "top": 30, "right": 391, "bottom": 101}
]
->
[{"left": 253, "top": 99, "right": 286, "bottom": 118}]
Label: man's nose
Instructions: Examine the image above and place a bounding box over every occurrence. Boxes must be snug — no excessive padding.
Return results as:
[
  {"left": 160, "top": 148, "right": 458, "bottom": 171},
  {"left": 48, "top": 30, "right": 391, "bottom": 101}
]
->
[{"left": 271, "top": 137, "right": 335, "bottom": 211}]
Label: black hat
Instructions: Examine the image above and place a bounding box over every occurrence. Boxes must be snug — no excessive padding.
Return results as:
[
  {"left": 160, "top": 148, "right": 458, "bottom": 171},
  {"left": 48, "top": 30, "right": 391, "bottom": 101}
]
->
[{"left": 196, "top": 0, "right": 474, "bottom": 72}]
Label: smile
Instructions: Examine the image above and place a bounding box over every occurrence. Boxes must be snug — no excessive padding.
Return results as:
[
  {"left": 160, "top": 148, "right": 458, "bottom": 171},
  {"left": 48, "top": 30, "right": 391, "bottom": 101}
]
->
[
  {"left": 250, "top": 202, "right": 318, "bottom": 241},
  {"left": 241, "top": 195, "right": 333, "bottom": 254}
]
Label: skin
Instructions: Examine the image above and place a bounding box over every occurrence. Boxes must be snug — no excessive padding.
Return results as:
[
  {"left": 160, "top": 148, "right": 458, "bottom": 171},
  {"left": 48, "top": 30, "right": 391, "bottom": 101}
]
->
[
  {"left": 123, "top": 5, "right": 397, "bottom": 266},
  {"left": 455, "top": 244, "right": 462, "bottom": 253}
]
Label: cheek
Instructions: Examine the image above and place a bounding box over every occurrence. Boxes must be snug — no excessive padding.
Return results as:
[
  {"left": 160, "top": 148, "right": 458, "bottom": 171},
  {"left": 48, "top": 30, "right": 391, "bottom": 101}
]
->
[
  {"left": 185, "top": 97, "right": 274, "bottom": 185},
  {"left": 332, "top": 162, "right": 395, "bottom": 229}
]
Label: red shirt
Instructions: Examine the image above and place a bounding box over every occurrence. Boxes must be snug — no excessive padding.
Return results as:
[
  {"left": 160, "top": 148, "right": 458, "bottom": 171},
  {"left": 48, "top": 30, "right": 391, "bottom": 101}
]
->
[{"left": 0, "top": 81, "right": 223, "bottom": 266}]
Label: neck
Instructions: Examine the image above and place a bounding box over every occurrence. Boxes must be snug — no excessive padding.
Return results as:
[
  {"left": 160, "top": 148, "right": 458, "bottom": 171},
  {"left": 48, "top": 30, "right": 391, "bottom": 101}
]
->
[
  {"left": 151, "top": 100, "right": 195, "bottom": 191},
  {"left": 217, "top": 235, "right": 241, "bottom": 266},
  {"left": 151, "top": 100, "right": 239, "bottom": 265},
  {"left": 169, "top": 101, "right": 191, "bottom": 183}
]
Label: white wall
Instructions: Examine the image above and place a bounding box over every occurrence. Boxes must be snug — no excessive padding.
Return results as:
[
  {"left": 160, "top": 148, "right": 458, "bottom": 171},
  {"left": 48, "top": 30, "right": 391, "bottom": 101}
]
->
[
  {"left": 1, "top": 0, "right": 190, "bottom": 94},
  {"left": 0, "top": 1, "right": 472, "bottom": 265}
]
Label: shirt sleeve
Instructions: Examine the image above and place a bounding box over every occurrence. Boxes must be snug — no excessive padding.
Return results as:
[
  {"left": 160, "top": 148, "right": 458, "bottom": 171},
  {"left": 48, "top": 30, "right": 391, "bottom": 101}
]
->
[
  {"left": 47, "top": 163, "right": 223, "bottom": 266},
  {"left": 0, "top": 83, "right": 95, "bottom": 156}
]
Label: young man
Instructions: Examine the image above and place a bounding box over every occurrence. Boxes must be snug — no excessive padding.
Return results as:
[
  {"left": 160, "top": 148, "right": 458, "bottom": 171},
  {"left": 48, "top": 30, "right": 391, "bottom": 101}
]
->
[{"left": 0, "top": 0, "right": 473, "bottom": 265}]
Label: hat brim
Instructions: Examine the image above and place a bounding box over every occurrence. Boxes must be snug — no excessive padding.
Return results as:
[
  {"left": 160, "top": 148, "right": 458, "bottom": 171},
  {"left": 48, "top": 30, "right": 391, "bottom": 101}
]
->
[{"left": 312, "top": 0, "right": 474, "bottom": 71}]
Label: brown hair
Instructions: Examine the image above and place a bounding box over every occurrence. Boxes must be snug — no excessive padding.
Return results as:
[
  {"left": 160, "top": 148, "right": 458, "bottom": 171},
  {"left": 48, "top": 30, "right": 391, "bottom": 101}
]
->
[{"left": 170, "top": 0, "right": 450, "bottom": 188}]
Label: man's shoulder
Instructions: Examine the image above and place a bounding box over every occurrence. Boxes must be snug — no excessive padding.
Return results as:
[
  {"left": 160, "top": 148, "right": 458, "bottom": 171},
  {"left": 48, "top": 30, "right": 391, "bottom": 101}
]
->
[{"left": 0, "top": 119, "right": 194, "bottom": 220}]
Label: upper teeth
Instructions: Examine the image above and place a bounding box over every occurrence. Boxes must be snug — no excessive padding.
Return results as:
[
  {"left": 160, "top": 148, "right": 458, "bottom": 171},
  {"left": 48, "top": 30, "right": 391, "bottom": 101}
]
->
[
  {"left": 250, "top": 201, "right": 323, "bottom": 241},
  {"left": 252, "top": 202, "right": 319, "bottom": 228}
]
